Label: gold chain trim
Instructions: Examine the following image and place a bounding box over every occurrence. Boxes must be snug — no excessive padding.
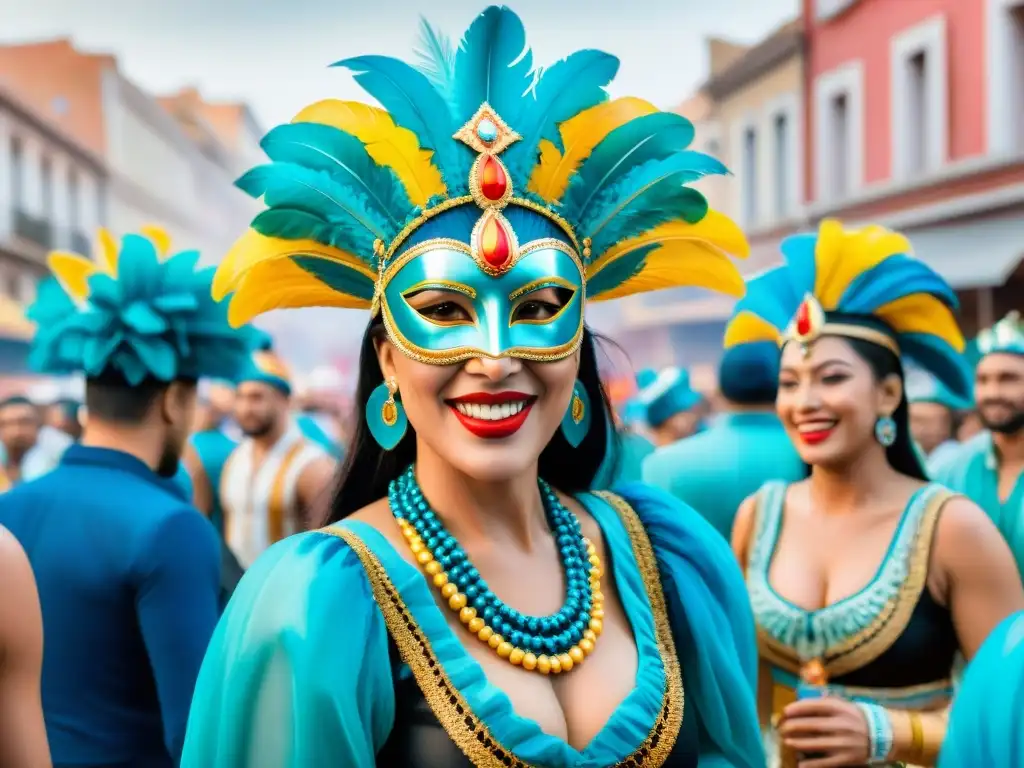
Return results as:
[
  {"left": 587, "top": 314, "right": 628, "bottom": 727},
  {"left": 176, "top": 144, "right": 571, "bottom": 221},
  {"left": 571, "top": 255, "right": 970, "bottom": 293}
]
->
[
  {"left": 318, "top": 488, "right": 685, "bottom": 767},
  {"left": 593, "top": 490, "right": 686, "bottom": 765},
  {"left": 756, "top": 489, "right": 955, "bottom": 679}
]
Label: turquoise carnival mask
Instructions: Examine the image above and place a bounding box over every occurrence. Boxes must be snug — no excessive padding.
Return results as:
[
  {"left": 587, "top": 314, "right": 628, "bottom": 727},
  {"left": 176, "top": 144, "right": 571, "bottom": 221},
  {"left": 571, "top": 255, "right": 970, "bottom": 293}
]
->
[{"left": 214, "top": 6, "right": 750, "bottom": 367}]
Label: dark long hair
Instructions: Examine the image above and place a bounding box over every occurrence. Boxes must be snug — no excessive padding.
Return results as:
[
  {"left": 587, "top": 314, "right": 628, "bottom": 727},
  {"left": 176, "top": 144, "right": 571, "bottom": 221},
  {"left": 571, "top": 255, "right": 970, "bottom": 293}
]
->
[{"left": 324, "top": 319, "right": 613, "bottom": 525}]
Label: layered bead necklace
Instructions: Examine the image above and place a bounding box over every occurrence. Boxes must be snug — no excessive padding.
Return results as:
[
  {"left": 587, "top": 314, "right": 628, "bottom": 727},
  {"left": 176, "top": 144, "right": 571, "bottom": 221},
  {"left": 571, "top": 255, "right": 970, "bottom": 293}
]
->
[{"left": 389, "top": 466, "right": 604, "bottom": 675}]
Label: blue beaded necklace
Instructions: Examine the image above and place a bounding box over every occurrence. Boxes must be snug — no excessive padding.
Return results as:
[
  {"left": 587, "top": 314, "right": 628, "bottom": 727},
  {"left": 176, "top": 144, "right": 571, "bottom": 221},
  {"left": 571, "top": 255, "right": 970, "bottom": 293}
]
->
[{"left": 389, "top": 465, "right": 604, "bottom": 675}]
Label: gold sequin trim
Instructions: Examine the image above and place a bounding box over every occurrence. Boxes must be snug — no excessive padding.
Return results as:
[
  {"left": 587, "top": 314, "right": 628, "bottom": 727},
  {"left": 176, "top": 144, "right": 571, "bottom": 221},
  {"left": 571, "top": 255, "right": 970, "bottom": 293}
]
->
[
  {"left": 756, "top": 489, "right": 954, "bottom": 679},
  {"left": 318, "top": 489, "right": 685, "bottom": 767}
]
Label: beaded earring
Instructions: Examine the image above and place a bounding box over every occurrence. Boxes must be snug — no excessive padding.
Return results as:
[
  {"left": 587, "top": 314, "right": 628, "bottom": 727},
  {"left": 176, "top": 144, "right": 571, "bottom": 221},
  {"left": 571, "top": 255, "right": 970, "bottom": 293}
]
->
[
  {"left": 560, "top": 381, "right": 591, "bottom": 448},
  {"left": 366, "top": 376, "right": 408, "bottom": 450},
  {"left": 874, "top": 414, "right": 897, "bottom": 447}
]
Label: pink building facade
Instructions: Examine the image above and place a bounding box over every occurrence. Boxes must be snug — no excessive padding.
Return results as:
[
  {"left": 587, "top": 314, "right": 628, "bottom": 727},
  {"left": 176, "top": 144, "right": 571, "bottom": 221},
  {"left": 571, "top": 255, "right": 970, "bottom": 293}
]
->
[{"left": 803, "top": 0, "right": 1024, "bottom": 334}]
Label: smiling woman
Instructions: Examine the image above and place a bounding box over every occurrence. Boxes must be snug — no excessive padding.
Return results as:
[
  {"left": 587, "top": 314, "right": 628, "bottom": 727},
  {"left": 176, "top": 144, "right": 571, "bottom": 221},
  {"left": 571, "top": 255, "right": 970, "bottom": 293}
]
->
[
  {"left": 725, "top": 221, "right": 1024, "bottom": 768},
  {"left": 182, "top": 6, "right": 764, "bottom": 768}
]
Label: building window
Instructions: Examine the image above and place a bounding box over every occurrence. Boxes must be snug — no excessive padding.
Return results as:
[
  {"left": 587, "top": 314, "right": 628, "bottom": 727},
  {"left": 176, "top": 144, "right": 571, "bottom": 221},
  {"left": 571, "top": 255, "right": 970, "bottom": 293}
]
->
[
  {"left": 814, "top": 61, "right": 863, "bottom": 204},
  {"left": 830, "top": 94, "right": 849, "bottom": 198},
  {"left": 742, "top": 127, "right": 757, "bottom": 226},
  {"left": 9, "top": 137, "right": 22, "bottom": 207},
  {"left": 773, "top": 113, "right": 790, "bottom": 219},
  {"left": 706, "top": 138, "right": 721, "bottom": 157},
  {"left": 68, "top": 167, "right": 80, "bottom": 230},
  {"left": 41, "top": 155, "right": 53, "bottom": 218},
  {"left": 1013, "top": 5, "right": 1024, "bottom": 150},
  {"left": 891, "top": 16, "right": 948, "bottom": 179}
]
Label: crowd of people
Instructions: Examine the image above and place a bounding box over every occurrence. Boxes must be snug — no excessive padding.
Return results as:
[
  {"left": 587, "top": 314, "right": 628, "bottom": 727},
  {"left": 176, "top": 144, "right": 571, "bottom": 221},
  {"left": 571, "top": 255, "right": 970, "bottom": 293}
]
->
[{"left": 0, "top": 6, "right": 1022, "bottom": 768}]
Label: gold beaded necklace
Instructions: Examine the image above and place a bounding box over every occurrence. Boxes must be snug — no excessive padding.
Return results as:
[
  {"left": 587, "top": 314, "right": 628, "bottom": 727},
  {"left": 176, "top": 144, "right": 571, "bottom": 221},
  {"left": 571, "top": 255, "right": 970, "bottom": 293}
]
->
[{"left": 397, "top": 516, "right": 605, "bottom": 675}]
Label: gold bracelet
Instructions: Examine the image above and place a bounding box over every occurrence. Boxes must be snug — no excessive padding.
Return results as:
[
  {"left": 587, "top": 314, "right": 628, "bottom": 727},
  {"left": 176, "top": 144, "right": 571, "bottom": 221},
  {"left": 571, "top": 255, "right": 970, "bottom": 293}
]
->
[{"left": 909, "top": 711, "right": 924, "bottom": 762}]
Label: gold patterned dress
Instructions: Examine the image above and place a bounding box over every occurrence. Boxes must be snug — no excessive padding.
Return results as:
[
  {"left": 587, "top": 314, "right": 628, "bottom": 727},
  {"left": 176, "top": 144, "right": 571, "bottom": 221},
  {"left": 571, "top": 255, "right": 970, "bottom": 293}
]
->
[{"left": 746, "top": 482, "right": 958, "bottom": 767}]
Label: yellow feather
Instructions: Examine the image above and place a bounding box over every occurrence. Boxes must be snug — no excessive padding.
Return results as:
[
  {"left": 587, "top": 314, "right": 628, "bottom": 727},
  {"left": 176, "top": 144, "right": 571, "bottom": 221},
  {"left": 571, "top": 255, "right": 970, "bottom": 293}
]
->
[
  {"left": 814, "top": 220, "right": 912, "bottom": 310},
  {"left": 724, "top": 311, "right": 782, "bottom": 348},
  {"left": 213, "top": 229, "right": 376, "bottom": 301},
  {"left": 526, "top": 97, "right": 659, "bottom": 203},
  {"left": 139, "top": 224, "right": 173, "bottom": 259},
  {"left": 95, "top": 228, "right": 119, "bottom": 272},
  {"left": 874, "top": 294, "right": 966, "bottom": 352},
  {"left": 227, "top": 257, "right": 372, "bottom": 327},
  {"left": 48, "top": 253, "right": 100, "bottom": 301},
  {"left": 292, "top": 99, "right": 446, "bottom": 207},
  {"left": 586, "top": 212, "right": 749, "bottom": 302}
]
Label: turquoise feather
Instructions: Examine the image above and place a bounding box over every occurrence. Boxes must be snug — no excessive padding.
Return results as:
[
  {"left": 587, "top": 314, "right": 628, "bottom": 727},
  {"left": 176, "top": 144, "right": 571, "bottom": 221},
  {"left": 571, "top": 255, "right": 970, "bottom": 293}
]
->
[
  {"left": 250, "top": 209, "right": 362, "bottom": 254},
  {"left": 586, "top": 242, "right": 659, "bottom": 298},
  {"left": 294, "top": 256, "right": 377, "bottom": 300},
  {"left": 562, "top": 113, "right": 705, "bottom": 222},
  {"left": 580, "top": 155, "right": 711, "bottom": 256},
  {"left": 453, "top": 6, "right": 533, "bottom": 127},
  {"left": 502, "top": 49, "right": 619, "bottom": 178},
  {"left": 334, "top": 55, "right": 470, "bottom": 193},
  {"left": 261, "top": 122, "right": 411, "bottom": 229},
  {"left": 238, "top": 163, "right": 390, "bottom": 257},
  {"left": 839, "top": 255, "right": 957, "bottom": 313},
  {"left": 413, "top": 16, "right": 457, "bottom": 103}
]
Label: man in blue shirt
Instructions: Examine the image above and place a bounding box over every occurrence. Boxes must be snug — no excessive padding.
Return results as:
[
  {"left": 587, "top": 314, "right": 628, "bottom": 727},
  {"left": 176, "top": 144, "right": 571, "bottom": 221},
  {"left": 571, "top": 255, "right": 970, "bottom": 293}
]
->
[
  {"left": 643, "top": 342, "right": 804, "bottom": 540},
  {"left": 0, "top": 226, "right": 253, "bottom": 767}
]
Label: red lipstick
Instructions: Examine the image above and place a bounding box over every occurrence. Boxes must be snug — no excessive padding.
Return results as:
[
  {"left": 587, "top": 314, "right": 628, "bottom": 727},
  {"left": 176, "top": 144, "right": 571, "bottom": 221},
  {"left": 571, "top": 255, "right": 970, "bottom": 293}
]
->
[
  {"left": 799, "top": 427, "right": 836, "bottom": 445},
  {"left": 447, "top": 391, "right": 535, "bottom": 439}
]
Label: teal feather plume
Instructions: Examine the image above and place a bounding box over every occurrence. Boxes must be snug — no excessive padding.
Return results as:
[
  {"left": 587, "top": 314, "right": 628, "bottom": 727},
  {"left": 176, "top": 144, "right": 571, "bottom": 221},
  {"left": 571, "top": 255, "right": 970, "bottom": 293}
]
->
[
  {"left": 413, "top": 16, "right": 457, "bottom": 103},
  {"left": 294, "top": 256, "right": 377, "bottom": 301},
  {"left": 453, "top": 6, "right": 533, "bottom": 127},
  {"left": 561, "top": 112, "right": 700, "bottom": 221},
  {"left": 502, "top": 49, "right": 619, "bottom": 178},
  {"left": 238, "top": 162, "right": 391, "bottom": 257},
  {"left": 29, "top": 233, "right": 255, "bottom": 385},
  {"left": 334, "top": 55, "right": 470, "bottom": 193},
  {"left": 261, "top": 122, "right": 412, "bottom": 229},
  {"left": 580, "top": 154, "right": 712, "bottom": 256},
  {"left": 585, "top": 242, "right": 660, "bottom": 298}
]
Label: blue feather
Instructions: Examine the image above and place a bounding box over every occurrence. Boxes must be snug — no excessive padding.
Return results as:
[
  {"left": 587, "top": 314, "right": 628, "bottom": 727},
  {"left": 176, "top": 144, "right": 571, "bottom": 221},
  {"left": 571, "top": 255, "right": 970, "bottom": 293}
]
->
[
  {"left": 294, "top": 256, "right": 377, "bottom": 300},
  {"left": 580, "top": 154, "right": 711, "bottom": 256},
  {"left": 562, "top": 113, "right": 699, "bottom": 219},
  {"left": 413, "top": 16, "right": 457, "bottom": 103},
  {"left": 838, "top": 255, "right": 958, "bottom": 313},
  {"left": 502, "top": 49, "right": 619, "bottom": 179},
  {"left": 778, "top": 234, "right": 819, "bottom": 297},
  {"left": 734, "top": 267, "right": 803, "bottom": 330},
  {"left": 586, "top": 242, "right": 658, "bottom": 298},
  {"left": 453, "top": 6, "right": 533, "bottom": 126},
  {"left": 261, "top": 122, "right": 412, "bottom": 229},
  {"left": 901, "top": 333, "right": 973, "bottom": 401},
  {"left": 238, "top": 162, "right": 390, "bottom": 256},
  {"left": 333, "top": 55, "right": 470, "bottom": 193}
]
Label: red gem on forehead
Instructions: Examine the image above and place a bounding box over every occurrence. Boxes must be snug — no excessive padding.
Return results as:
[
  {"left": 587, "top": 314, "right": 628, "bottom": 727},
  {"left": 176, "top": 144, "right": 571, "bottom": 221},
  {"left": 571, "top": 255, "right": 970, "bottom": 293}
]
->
[
  {"left": 480, "top": 215, "right": 511, "bottom": 270},
  {"left": 479, "top": 155, "right": 508, "bottom": 202},
  {"left": 795, "top": 299, "right": 812, "bottom": 336}
]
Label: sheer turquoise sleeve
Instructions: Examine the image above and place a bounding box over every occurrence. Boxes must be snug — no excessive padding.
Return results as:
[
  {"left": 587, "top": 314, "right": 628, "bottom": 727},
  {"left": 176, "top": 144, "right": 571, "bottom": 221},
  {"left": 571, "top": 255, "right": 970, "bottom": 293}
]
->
[
  {"left": 181, "top": 529, "right": 395, "bottom": 767},
  {"left": 614, "top": 483, "right": 765, "bottom": 768},
  {"left": 941, "top": 611, "right": 1024, "bottom": 767}
]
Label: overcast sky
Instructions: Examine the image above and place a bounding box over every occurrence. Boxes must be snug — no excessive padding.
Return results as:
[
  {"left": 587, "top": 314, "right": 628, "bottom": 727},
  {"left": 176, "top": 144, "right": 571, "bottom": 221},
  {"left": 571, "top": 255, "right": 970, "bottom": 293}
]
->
[{"left": 0, "top": 0, "right": 798, "bottom": 371}]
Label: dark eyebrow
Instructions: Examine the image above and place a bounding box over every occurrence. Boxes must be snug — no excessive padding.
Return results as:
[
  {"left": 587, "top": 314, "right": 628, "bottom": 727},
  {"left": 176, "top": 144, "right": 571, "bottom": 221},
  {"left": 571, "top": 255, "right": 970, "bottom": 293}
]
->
[{"left": 780, "top": 358, "right": 854, "bottom": 375}]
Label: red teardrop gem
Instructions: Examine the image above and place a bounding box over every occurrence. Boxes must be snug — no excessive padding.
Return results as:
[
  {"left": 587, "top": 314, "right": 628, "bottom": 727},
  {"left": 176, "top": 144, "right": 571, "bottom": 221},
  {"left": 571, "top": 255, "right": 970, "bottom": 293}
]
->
[
  {"left": 479, "top": 156, "right": 508, "bottom": 201},
  {"left": 795, "top": 299, "right": 812, "bottom": 336},
  {"left": 480, "top": 216, "right": 511, "bottom": 269}
]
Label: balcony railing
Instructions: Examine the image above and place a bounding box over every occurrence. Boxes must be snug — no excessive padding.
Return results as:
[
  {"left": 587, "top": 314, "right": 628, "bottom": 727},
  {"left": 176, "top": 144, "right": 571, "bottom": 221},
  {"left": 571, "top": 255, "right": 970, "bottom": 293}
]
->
[
  {"left": 70, "top": 229, "right": 90, "bottom": 256},
  {"left": 13, "top": 209, "right": 52, "bottom": 249}
]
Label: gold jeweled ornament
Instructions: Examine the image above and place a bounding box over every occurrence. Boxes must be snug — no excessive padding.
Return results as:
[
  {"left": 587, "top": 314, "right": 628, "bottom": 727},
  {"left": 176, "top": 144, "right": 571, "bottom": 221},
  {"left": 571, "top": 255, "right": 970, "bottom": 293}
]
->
[
  {"left": 397, "top": 515, "right": 605, "bottom": 674},
  {"left": 788, "top": 293, "right": 826, "bottom": 358},
  {"left": 454, "top": 103, "right": 522, "bottom": 278},
  {"left": 571, "top": 392, "right": 586, "bottom": 424},
  {"left": 381, "top": 376, "right": 400, "bottom": 427}
]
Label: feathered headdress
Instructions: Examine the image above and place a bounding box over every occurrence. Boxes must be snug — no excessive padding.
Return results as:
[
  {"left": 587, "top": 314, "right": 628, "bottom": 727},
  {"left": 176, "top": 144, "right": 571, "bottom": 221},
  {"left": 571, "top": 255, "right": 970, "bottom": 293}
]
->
[
  {"left": 28, "top": 226, "right": 255, "bottom": 385},
  {"left": 213, "top": 5, "right": 749, "bottom": 330},
  {"left": 976, "top": 311, "right": 1024, "bottom": 357},
  {"left": 235, "top": 329, "right": 293, "bottom": 394},
  {"left": 723, "top": 220, "right": 972, "bottom": 400}
]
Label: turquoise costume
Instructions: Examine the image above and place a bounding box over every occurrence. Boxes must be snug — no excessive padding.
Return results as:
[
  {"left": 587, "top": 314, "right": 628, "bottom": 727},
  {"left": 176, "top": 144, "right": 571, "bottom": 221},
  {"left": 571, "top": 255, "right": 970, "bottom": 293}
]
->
[
  {"left": 931, "top": 313, "right": 1024, "bottom": 579},
  {"left": 643, "top": 342, "right": 803, "bottom": 541},
  {"left": 187, "top": 7, "right": 762, "bottom": 766},
  {"left": 189, "top": 428, "right": 237, "bottom": 533},
  {"left": 905, "top": 367, "right": 970, "bottom": 471},
  {"left": 723, "top": 221, "right": 972, "bottom": 766},
  {"left": 940, "top": 610, "right": 1024, "bottom": 766},
  {"left": 0, "top": 226, "right": 253, "bottom": 766}
]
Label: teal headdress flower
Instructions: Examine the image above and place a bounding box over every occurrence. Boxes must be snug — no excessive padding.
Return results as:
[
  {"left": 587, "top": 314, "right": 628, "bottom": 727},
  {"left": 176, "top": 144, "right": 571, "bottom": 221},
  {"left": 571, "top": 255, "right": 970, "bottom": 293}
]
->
[
  {"left": 213, "top": 5, "right": 750, "bottom": 335},
  {"left": 723, "top": 220, "right": 972, "bottom": 401},
  {"left": 976, "top": 311, "right": 1024, "bottom": 357},
  {"left": 28, "top": 226, "right": 255, "bottom": 385}
]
